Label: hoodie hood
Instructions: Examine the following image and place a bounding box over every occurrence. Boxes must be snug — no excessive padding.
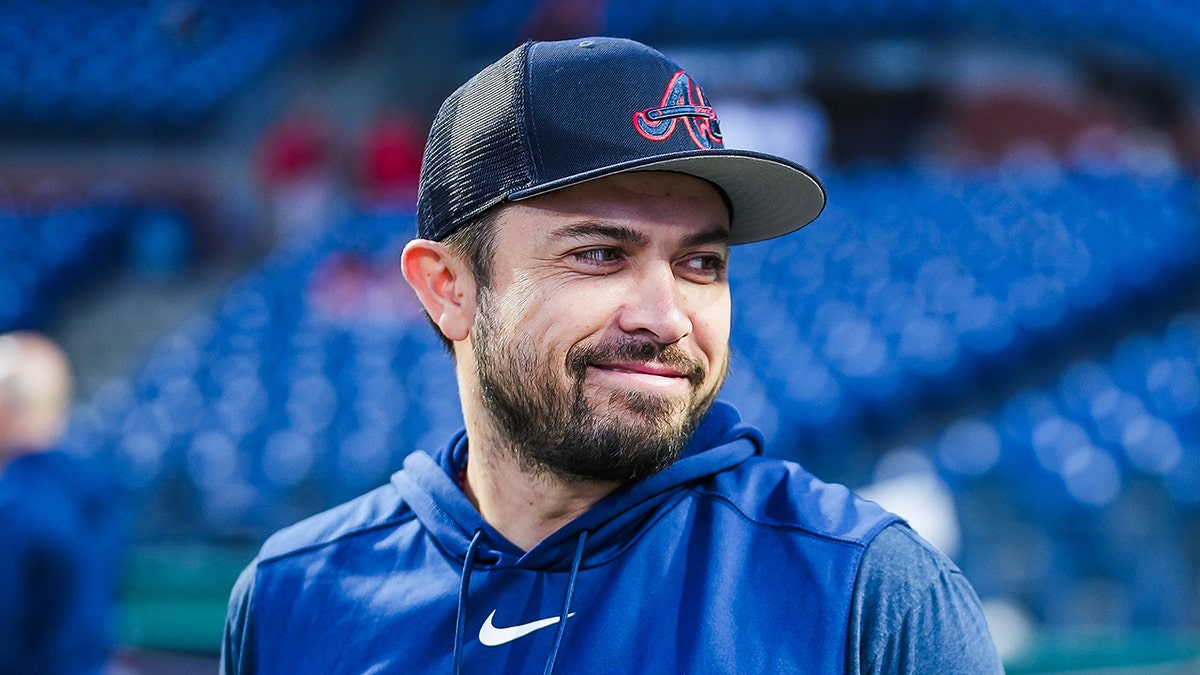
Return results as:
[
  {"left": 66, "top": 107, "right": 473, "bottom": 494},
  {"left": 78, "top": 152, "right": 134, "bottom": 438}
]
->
[{"left": 390, "top": 400, "right": 763, "bottom": 570}]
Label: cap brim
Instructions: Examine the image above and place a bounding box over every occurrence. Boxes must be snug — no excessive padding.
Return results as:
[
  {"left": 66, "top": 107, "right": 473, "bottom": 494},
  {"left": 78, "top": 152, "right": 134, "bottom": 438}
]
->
[{"left": 507, "top": 148, "right": 825, "bottom": 245}]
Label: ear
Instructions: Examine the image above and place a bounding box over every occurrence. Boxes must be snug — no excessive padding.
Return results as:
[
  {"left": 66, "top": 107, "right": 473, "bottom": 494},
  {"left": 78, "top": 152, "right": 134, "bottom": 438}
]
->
[{"left": 400, "top": 239, "right": 478, "bottom": 342}]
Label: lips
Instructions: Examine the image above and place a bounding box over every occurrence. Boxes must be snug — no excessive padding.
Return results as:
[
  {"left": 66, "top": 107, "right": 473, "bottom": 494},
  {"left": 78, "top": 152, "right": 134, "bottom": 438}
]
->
[
  {"left": 586, "top": 361, "right": 694, "bottom": 396},
  {"left": 590, "top": 361, "right": 689, "bottom": 378},
  {"left": 568, "top": 339, "right": 706, "bottom": 386}
]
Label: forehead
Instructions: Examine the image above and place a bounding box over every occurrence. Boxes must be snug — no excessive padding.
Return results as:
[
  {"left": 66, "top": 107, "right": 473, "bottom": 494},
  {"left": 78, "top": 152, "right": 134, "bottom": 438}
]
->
[{"left": 496, "top": 172, "right": 730, "bottom": 244}]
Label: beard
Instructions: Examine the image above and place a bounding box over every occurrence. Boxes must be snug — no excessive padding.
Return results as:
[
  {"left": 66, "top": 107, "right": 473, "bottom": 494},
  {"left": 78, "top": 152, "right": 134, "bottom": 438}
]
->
[{"left": 471, "top": 289, "right": 726, "bottom": 483}]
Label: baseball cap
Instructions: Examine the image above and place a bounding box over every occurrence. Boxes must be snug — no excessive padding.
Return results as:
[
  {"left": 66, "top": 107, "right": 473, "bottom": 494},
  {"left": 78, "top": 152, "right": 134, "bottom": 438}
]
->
[{"left": 416, "top": 36, "right": 825, "bottom": 245}]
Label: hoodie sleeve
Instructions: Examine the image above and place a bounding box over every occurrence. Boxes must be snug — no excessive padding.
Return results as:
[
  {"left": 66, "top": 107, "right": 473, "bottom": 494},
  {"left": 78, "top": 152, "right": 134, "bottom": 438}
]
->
[
  {"left": 846, "top": 522, "right": 1004, "bottom": 674},
  {"left": 221, "top": 561, "right": 258, "bottom": 675}
]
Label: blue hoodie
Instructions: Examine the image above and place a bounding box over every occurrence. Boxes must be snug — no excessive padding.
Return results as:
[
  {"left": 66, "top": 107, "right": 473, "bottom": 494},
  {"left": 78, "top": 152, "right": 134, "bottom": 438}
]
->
[
  {"left": 223, "top": 402, "right": 1000, "bottom": 673},
  {"left": 0, "top": 450, "right": 124, "bottom": 675}
]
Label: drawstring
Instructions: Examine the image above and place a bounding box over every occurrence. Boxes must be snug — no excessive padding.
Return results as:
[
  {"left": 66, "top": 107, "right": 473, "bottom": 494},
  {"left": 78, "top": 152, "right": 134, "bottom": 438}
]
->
[
  {"left": 453, "top": 529, "right": 484, "bottom": 675},
  {"left": 453, "top": 528, "right": 587, "bottom": 675},
  {"left": 543, "top": 530, "right": 588, "bottom": 675}
]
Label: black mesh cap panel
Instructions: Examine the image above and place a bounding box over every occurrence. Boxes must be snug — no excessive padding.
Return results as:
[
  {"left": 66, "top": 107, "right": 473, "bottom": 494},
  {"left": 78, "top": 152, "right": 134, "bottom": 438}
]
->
[{"left": 416, "top": 43, "right": 534, "bottom": 241}]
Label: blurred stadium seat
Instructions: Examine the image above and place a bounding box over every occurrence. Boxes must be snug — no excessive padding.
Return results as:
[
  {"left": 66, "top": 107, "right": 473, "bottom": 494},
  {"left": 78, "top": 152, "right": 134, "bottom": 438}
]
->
[
  {"left": 62, "top": 209, "right": 461, "bottom": 541},
  {"left": 890, "top": 310, "right": 1200, "bottom": 635},
  {"left": 0, "top": 0, "right": 362, "bottom": 129},
  {"left": 466, "top": 0, "right": 1200, "bottom": 84},
  {"left": 727, "top": 168, "right": 1200, "bottom": 471},
  {"left": 0, "top": 202, "right": 131, "bottom": 330}
]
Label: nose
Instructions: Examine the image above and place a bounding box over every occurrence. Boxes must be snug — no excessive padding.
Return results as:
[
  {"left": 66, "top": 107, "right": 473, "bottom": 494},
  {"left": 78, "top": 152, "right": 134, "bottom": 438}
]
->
[{"left": 616, "top": 263, "right": 693, "bottom": 345}]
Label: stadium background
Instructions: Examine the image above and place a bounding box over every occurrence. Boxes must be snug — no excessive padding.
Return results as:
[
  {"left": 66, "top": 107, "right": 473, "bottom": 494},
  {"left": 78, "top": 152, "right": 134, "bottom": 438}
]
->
[{"left": 5, "top": 0, "right": 1200, "bottom": 672}]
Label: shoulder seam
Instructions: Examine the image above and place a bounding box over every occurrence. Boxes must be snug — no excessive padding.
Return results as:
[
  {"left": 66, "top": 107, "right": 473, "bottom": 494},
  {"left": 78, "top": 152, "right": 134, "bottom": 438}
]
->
[
  {"left": 257, "top": 511, "right": 419, "bottom": 567},
  {"left": 691, "top": 487, "right": 884, "bottom": 549}
]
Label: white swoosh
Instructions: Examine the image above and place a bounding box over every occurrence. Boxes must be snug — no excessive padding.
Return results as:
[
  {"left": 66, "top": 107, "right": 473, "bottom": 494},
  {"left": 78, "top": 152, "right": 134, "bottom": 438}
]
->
[{"left": 478, "top": 609, "right": 576, "bottom": 647}]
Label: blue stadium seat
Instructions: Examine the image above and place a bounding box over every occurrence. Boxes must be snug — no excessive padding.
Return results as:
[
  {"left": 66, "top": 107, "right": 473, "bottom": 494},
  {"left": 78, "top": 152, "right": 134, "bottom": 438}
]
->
[
  {"left": 465, "top": 0, "right": 1200, "bottom": 81},
  {"left": 896, "top": 306, "right": 1200, "bottom": 629},
  {"left": 0, "top": 0, "right": 362, "bottom": 128},
  {"left": 0, "top": 203, "right": 130, "bottom": 330},
  {"left": 725, "top": 169, "right": 1200, "bottom": 456}
]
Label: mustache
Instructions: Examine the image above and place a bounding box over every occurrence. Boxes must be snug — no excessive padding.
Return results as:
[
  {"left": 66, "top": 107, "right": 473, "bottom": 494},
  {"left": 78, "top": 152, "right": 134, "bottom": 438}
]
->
[{"left": 567, "top": 338, "right": 706, "bottom": 387}]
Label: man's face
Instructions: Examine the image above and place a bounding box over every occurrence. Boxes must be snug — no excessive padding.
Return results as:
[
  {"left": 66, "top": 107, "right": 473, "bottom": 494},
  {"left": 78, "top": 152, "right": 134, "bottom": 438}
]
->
[{"left": 469, "top": 171, "right": 732, "bottom": 483}]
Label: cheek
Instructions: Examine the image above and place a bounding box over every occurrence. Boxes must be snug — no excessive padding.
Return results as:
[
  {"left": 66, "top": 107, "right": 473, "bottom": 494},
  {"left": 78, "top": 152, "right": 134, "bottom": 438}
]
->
[
  {"left": 493, "top": 282, "right": 611, "bottom": 355},
  {"left": 690, "top": 293, "right": 732, "bottom": 361}
]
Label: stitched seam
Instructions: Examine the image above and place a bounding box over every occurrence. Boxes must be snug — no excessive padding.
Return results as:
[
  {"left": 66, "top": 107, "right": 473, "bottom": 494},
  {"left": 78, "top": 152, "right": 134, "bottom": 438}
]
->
[
  {"left": 691, "top": 487, "right": 879, "bottom": 549},
  {"left": 256, "top": 511, "right": 419, "bottom": 567}
]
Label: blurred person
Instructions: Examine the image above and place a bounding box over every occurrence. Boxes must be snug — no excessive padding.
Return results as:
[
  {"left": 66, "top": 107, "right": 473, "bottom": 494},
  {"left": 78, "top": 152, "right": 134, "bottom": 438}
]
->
[
  {"left": 254, "top": 109, "right": 343, "bottom": 246},
  {"left": 357, "top": 111, "right": 426, "bottom": 208},
  {"left": 224, "top": 38, "right": 1001, "bottom": 673},
  {"left": 0, "top": 332, "right": 123, "bottom": 674}
]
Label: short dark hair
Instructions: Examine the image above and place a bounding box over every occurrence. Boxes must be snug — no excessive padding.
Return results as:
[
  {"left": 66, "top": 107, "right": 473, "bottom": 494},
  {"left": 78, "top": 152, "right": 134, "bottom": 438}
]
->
[{"left": 424, "top": 207, "right": 500, "bottom": 353}]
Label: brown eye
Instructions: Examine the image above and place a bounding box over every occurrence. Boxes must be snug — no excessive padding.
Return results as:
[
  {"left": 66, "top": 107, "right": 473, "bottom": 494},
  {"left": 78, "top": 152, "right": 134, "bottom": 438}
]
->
[{"left": 680, "top": 254, "right": 727, "bottom": 281}]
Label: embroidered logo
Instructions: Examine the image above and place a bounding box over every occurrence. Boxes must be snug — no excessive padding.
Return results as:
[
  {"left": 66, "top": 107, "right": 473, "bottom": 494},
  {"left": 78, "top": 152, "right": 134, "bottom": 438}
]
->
[
  {"left": 478, "top": 609, "right": 576, "bottom": 647},
  {"left": 633, "top": 71, "right": 723, "bottom": 150}
]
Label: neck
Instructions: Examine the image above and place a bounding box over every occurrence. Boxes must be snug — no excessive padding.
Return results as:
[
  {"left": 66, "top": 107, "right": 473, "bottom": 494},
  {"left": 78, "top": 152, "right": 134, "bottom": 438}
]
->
[{"left": 460, "top": 418, "right": 617, "bottom": 552}]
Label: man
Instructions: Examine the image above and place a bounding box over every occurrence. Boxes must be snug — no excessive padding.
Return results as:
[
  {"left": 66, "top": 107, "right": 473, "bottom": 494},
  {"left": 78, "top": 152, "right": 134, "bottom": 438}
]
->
[
  {"left": 0, "top": 332, "right": 122, "bottom": 674},
  {"left": 224, "top": 37, "right": 1002, "bottom": 673}
]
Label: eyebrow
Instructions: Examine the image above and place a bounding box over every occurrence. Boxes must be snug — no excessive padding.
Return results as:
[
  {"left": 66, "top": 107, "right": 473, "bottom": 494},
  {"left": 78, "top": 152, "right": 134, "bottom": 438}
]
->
[
  {"left": 682, "top": 228, "right": 731, "bottom": 248},
  {"left": 549, "top": 222, "right": 647, "bottom": 245},
  {"left": 548, "top": 221, "right": 731, "bottom": 248}
]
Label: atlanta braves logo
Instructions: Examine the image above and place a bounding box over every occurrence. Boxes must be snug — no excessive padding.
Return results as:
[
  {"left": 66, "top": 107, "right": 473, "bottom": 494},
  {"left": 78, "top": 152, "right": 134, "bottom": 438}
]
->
[{"left": 633, "top": 71, "right": 723, "bottom": 150}]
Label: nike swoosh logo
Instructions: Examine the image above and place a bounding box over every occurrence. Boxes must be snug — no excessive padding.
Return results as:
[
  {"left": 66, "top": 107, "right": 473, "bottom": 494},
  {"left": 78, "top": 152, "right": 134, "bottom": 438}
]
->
[{"left": 478, "top": 609, "right": 576, "bottom": 647}]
